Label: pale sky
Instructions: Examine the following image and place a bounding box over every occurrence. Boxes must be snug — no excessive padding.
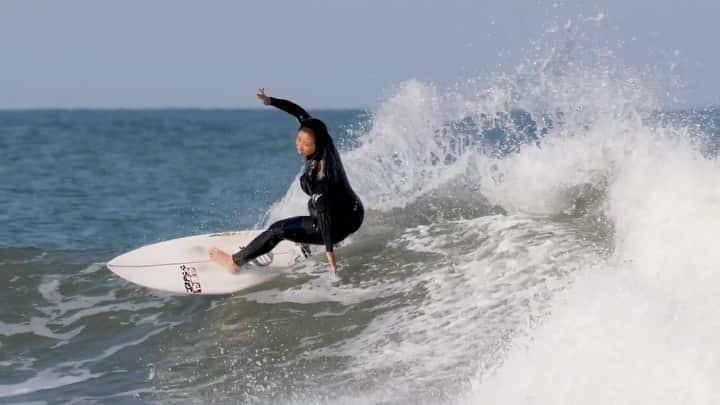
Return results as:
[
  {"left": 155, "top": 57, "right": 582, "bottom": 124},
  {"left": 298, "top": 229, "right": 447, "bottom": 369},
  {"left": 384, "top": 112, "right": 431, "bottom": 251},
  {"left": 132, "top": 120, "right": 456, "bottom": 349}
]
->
[{"left": 1, "top": 0, "right": 718, "bottom": 109}]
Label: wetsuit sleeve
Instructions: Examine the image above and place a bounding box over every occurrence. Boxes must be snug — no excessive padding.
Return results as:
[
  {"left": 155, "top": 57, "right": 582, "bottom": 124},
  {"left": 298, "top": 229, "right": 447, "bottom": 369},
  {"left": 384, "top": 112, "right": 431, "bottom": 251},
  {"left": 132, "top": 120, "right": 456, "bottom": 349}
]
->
[
  {"left": 313, "top": 182, "right": 334, "bottom": 252},
  {"left": 269, "top": 97, "right": 311, "bottom": 123}
]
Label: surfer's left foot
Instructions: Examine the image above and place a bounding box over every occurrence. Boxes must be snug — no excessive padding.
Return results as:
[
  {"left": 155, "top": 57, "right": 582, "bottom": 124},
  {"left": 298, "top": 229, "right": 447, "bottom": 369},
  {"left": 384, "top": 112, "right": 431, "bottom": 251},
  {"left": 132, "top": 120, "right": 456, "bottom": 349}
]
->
[{"left": 209, "top": 247, "right": 239, "bottom": 274}]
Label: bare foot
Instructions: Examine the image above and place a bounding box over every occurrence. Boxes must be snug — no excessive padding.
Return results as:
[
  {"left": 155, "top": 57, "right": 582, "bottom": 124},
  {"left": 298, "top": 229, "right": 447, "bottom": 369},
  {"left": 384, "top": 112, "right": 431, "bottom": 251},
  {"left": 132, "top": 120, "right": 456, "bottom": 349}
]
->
[{"left": 209, "top": 247, "right": 239, "bottom": 274}]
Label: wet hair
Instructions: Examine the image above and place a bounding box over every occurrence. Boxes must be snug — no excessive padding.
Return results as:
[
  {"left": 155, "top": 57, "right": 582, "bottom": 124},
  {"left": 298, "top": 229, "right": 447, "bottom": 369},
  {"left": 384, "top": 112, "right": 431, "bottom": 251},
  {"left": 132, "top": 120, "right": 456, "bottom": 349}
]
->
[
  {"left": 299, "top": 118, "right": 342, "bottom": 182},
  {"left": 298, "top": 126, "right": 324, "bottom": 178}
]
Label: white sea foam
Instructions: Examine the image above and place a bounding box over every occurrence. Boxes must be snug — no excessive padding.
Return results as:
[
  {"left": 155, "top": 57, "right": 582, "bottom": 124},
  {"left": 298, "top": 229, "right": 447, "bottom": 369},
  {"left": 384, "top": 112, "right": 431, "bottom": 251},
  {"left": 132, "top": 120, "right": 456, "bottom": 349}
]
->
[
  {"left": 0, "top": 368, "right": 100, "bottom": 398},
  {"left": 266, "top": 21, "right": 718, "bottom": 404},
  {"left": 0, "top": 327, "right": 169, "bottom": 399},
  {"left": 463, "top": 130, "right": 720, "bottom": 405},
  {"left": 295, "top": 215, "right": 599, "bottom": 404}
]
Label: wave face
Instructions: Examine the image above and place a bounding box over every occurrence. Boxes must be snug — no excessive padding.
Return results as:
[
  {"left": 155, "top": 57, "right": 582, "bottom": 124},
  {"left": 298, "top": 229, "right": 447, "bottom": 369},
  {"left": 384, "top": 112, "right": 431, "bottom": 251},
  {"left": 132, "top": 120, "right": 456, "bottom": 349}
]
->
[
  {"left": 3, "top": 22, "right": 720, "bottom": 405},
  {"left": 262, "top": 23, "right": 720, "bottom": 405}
]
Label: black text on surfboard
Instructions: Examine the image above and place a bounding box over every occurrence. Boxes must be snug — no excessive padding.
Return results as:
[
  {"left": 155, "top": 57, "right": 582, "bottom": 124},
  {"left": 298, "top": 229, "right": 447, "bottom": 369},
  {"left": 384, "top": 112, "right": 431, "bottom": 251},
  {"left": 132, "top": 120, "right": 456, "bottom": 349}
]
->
[{"left": 180, "top": 265, "right": 202, "bottom": 294}]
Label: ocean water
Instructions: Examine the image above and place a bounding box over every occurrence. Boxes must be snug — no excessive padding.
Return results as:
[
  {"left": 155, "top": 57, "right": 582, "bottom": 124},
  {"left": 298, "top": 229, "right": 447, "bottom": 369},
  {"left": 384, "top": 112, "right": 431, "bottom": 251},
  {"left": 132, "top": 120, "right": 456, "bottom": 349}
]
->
[{"left": 3, "top": 31, "right": 720, "bottom": 404}]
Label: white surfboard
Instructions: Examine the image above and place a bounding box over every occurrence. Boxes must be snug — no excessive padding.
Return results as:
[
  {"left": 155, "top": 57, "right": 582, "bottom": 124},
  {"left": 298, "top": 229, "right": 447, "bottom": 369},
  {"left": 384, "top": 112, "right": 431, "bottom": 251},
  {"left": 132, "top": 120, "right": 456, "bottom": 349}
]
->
[{"left": 107, "top": 230, "right": 310, "bottom": 295}]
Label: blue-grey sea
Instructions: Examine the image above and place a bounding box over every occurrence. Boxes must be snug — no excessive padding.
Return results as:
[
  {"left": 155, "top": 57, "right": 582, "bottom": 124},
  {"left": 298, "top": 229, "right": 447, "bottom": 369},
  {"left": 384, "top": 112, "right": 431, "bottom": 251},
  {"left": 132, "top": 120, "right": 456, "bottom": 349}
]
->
[{"left": 3, "top": 76, "right": 720, "bottom": 403}]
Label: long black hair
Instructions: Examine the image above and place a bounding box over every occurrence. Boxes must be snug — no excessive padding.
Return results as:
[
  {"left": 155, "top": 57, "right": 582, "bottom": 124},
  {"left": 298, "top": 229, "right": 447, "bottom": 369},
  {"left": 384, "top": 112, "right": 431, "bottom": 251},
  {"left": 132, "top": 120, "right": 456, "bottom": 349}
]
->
[{"left": 299, "top": 118, "right": 346, "bottom": 183}]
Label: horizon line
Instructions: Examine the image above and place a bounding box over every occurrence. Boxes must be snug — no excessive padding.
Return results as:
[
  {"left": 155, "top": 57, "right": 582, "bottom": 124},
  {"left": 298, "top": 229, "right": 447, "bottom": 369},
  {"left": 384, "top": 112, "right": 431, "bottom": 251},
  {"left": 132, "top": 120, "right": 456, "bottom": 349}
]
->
[
  {"left": 0, "top": 105, "right": 371, "bottom": 112},
  {"left": 0, "top": 105, "right": 717, "bottom": 113}
]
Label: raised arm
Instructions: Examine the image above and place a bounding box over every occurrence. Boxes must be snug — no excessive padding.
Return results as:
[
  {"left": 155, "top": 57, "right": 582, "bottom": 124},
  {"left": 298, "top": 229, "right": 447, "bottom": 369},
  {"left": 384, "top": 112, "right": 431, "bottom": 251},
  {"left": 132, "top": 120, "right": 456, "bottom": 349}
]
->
[{"left": 257, "top": 88, "right": 311, "bottom": 123}]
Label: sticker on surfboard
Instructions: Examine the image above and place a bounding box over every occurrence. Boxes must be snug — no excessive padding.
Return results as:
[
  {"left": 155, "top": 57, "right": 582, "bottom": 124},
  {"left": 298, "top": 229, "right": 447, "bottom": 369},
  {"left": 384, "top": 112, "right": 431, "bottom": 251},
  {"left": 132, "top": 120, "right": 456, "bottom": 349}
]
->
[{"left": 180, "top": 264, "right": 202, "bottom": 294}]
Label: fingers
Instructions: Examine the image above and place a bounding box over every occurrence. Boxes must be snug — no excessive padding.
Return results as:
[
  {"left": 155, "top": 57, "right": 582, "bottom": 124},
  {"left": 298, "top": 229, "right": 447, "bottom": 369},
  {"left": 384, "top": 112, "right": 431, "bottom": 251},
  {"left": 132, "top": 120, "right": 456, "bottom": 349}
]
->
[{"left": 257, "top": 88, "right": 270, "bottom": 105}]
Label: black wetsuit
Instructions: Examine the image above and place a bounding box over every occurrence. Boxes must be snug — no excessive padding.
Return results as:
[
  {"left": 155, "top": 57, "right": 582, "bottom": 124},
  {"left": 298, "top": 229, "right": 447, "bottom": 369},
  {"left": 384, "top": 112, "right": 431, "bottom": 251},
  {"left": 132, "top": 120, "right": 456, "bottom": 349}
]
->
[{"left": 232, "top": 97, "right": 364, "bottom": 266}]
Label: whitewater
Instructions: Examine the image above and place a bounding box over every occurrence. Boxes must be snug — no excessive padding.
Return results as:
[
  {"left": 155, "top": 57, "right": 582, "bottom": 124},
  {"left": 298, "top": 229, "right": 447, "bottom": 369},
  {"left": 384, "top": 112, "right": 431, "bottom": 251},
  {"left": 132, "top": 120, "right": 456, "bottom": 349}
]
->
[{"left": 2, "top": 21, "right": 720, "bottom": 404}]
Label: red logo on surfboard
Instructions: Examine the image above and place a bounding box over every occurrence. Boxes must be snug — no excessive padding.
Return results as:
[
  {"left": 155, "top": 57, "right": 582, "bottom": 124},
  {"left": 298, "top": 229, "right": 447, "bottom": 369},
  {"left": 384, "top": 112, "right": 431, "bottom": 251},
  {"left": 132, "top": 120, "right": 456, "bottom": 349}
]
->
[{"left": 180, "top": 265, "right": 202, "bottom": 294}]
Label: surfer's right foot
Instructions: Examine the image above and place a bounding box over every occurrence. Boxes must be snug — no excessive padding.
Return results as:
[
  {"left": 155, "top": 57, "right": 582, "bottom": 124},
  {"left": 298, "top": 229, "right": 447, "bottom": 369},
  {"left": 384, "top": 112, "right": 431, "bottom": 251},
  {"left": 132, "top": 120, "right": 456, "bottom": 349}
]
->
[{"left": 209, "top": 247, "right": 240, "bottom": 274}]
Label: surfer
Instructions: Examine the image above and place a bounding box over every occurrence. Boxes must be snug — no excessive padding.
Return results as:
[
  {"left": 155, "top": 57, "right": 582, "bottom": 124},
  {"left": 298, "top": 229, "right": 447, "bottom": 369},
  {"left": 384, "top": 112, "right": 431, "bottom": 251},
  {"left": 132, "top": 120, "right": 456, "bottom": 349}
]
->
[{"left": 209, "top": 88, "right": 364, "bottom": 275}]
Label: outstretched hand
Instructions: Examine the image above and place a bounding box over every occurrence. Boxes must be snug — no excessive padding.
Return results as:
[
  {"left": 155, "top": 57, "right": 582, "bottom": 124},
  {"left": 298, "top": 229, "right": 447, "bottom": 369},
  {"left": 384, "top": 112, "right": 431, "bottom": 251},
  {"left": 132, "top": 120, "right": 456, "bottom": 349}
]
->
[
  {"left": 257, "top": 88, "right": 271, "bottom": 105},
  {"left": 326, "top": 251, "right": 337, "bottom": 275}
]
